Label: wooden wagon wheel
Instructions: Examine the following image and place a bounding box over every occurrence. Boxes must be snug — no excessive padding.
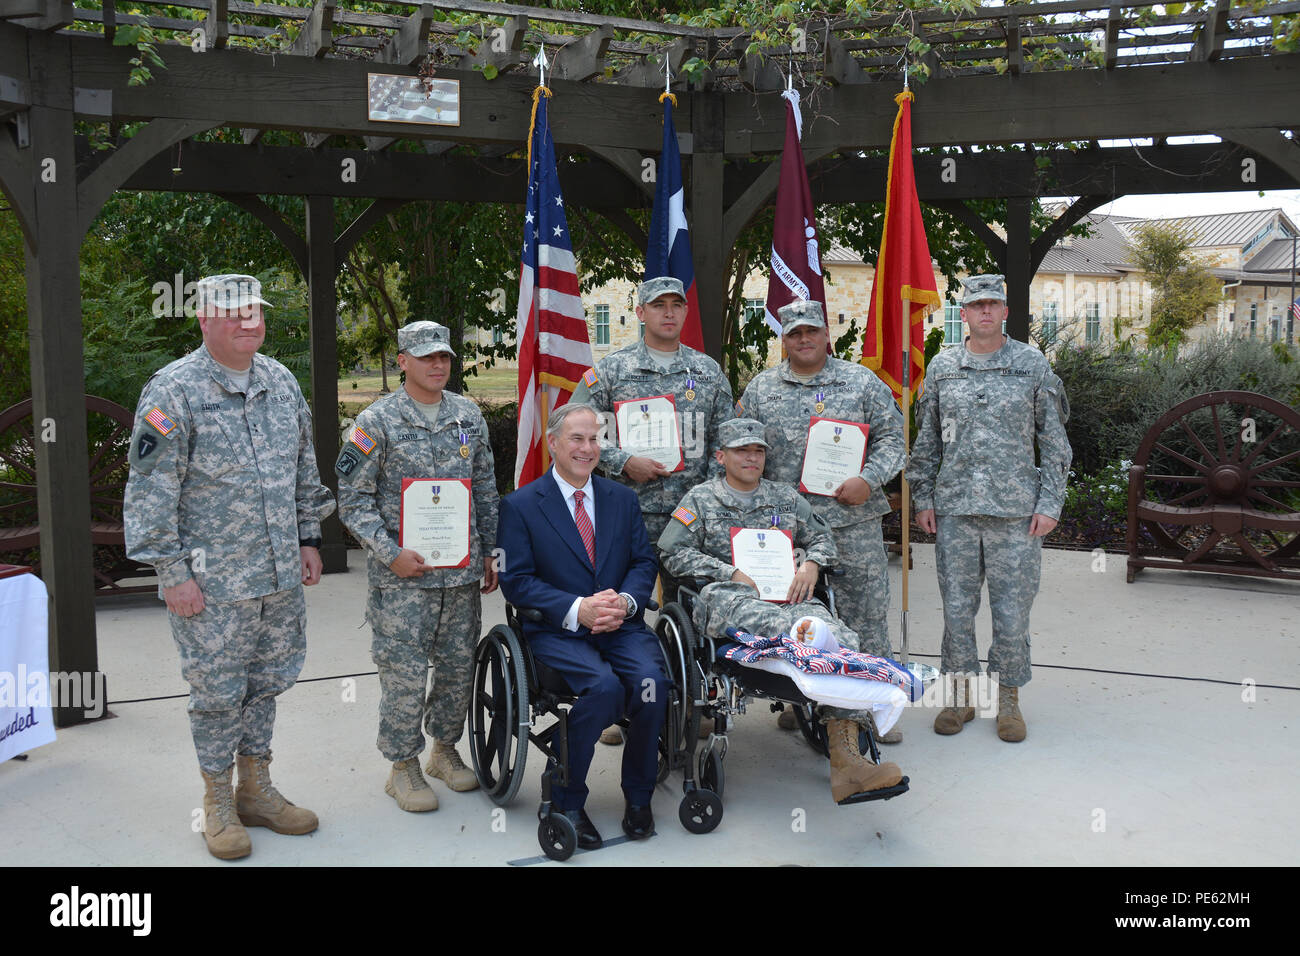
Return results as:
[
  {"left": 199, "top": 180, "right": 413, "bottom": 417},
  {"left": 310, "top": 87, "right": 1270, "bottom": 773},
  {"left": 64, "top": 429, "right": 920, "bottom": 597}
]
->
[
  {"left": 0, "top": 396, "right": 153, "bottom": 591},
  {"left": 1129, "top": 390, "right": 1300, "bottom": 576}
]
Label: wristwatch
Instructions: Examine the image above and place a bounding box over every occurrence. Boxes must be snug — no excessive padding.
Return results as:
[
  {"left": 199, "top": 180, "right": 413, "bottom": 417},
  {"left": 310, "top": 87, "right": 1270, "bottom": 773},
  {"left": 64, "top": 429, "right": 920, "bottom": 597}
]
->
[
  {"left": 299, "top": 536, "right": 323, "bottom": 549},
  {"left": 619, "top": 592, "right": 637, "bottom": 618}
]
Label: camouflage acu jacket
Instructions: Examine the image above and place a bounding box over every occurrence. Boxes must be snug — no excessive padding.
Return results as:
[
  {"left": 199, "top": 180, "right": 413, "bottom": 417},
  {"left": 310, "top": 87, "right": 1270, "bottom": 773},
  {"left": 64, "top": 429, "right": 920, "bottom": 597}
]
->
[
  {"left": 657, "top": 477, "right": 838, "bottom": 585},
  {"left": 906, "top": 336, "right": 1072, "bottom": 519},
  {"left": 570, "top": 340, "right": 734, "bottom": 516},
  {"left": 124, "top": 345, "right": 336, "bottom": 602},
  {"left": 336, "top": 387, "right": 499, "bottom": 589},
  {"left": 738, "top": 357, "right": 905, "bottom": 527}
]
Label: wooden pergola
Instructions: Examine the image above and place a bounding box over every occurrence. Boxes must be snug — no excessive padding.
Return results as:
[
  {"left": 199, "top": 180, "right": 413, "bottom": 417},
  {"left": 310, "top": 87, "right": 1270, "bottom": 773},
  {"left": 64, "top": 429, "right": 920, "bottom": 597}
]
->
[{"left": 2, "top": 0, "right": 1298, "bottom": 724}]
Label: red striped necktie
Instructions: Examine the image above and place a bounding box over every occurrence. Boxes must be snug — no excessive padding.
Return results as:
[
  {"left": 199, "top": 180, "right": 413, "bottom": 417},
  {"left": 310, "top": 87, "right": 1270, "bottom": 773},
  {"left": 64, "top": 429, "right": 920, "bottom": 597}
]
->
[{"left": 573, "top": 489, "right": 596, "bottom": 567}]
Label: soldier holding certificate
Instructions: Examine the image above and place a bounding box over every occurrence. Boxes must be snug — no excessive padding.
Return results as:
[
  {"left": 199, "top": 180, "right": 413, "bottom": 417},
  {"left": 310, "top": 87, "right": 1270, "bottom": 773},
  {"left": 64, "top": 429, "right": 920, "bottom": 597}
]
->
[
  {"left": 571, "top": 275, "right": 734, "bottom": 745},
  {"left": 738, "top": 300, "right": 907, "bottom": 738},
  {"left": 336, "top": 321, "right": 499, "bottom": 812}
]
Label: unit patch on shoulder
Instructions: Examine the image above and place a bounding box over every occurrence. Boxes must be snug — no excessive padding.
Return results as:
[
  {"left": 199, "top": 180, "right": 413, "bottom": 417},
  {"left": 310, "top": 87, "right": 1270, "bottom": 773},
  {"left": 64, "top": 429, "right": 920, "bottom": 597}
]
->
[
  {"left": 143, "top": 407, "right": 177, "bottom": 436},
  {"left": 335, "top": 445, "right": 363, "bottom": 478},
  {"left": 349, "top": 426, "right": 376, "bottom": 455},
  {"left": 582, "top": 368, "right": 599, "bottom": 388},
  {"left": 671, "top": 506, "right": 698, "bottom": 527}
]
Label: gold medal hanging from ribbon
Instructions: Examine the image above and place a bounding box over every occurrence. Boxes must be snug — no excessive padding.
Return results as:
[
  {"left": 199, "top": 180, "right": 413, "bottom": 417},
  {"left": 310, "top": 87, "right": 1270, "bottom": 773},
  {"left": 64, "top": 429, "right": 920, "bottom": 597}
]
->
[
  {"left": 458, "top": 428, "right": 470, "bottom": 458},
  {"left": 814, "top": 388, "right": 826, "bottom": 414}
]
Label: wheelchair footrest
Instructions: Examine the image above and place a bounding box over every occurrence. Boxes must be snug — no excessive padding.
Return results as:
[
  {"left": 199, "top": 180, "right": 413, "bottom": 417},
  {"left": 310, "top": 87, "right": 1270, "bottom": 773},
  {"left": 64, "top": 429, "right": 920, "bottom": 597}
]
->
[{"left": 835, "top": 776, "right": 910, "bottom": 806}]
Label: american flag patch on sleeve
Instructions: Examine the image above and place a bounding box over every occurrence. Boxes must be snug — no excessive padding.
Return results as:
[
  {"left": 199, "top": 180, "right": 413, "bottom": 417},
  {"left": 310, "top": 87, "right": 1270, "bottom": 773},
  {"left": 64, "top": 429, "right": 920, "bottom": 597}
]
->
[
  {"left": 582, "top": 368, "right": 598, "bottom": 388},
  {"left": 143, "top": 407, "right": 177, "bottom": 436},
  {"left": 350, "top": 427, "right": 376, "bottom": 455},
  {"left": 671, "top": 506, "right": 697, "bottom": 526}
]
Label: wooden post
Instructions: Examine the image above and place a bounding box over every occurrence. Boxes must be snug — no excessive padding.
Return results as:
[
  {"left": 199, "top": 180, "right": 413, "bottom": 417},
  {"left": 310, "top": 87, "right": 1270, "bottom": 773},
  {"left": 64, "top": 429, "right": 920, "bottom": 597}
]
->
[
  {"left": 23, "top": 103, "right": 102, "bottom": 727},
  {"left": 1005, "top": 197, "right": 1032, "bottom": 342},
  {"left": 305, "top": 194, "right": 346, "bottom": 574},
  {"left": 690, "top": 91, "right": 725, "bottom": 362}
]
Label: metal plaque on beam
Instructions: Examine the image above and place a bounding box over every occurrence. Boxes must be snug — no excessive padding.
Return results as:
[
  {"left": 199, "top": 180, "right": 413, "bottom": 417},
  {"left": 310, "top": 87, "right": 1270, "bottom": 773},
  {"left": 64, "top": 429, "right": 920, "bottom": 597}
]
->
[{"left": 367, "top": 74, "right": 459, "bottom": 127}]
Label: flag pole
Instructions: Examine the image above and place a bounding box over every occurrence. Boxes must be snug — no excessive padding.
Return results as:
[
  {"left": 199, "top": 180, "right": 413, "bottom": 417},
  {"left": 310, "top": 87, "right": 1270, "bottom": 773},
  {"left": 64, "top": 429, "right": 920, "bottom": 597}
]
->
[{"left": 899, "top": 66, "right": 911, "bottom": 669}]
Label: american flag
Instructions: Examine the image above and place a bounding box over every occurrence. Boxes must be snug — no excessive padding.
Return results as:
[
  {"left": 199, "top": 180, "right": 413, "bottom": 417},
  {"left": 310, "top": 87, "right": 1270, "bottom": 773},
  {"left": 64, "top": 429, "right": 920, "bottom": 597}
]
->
[
  {"left": 514, "top": 89, "right": 592, "bottom": 488},
  {"left": 1291, "top": 297, "right": 1300, "bottom": 324},
  {"left": 143, "top": 407, "right": 176, "bottom": 436}
]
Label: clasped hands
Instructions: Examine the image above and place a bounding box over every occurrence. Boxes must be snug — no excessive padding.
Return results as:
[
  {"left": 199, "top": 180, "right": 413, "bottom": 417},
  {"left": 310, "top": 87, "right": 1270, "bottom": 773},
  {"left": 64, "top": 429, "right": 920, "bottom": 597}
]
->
[{"left": 578, "top": 588, "right": 627, "bottom": 634}]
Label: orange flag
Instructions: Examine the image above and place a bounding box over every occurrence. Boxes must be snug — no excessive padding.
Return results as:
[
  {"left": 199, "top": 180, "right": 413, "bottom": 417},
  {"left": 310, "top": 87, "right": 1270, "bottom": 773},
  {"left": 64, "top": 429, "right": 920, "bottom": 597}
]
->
[{"left": 861, "top": 90, "right": 940, "bottom": 400}]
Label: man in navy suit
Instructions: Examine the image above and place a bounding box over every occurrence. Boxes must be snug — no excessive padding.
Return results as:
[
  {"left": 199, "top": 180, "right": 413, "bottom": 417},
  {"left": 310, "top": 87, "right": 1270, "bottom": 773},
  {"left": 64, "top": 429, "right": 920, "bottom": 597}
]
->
[{"left": 497, "top": 402, "right": 668, "bottom": 848}]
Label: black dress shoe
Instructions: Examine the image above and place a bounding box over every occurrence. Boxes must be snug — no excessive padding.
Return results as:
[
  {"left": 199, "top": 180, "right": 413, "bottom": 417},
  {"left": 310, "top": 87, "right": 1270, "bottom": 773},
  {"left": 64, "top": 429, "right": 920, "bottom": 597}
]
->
[
  {"left": 622, "top": 802, "right": 654, "bottom": 840},
  {"left": 559, "top": 809, "right": 602, "bottom": 850}
]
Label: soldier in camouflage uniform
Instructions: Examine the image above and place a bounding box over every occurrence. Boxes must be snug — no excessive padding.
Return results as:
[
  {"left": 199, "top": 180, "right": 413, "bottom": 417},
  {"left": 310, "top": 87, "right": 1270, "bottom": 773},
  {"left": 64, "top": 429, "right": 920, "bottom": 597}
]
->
[
  {"left": 124, "top": 274, "right": 335, "bottom": 860},
  {"left": 570, "top": 275, "right": 733, "bottom": 745},
  {"left": 658, "top": 419, "right": 904, "bottom": 798},
  {"left": 906, "top": 274, "right": 1072, "bottom": 742},
  {"left": 738, "top": 299, "right": 907, "bottom": 739},
  {"left": 335, "top": 321, "right": 499, "bottom": 811}
]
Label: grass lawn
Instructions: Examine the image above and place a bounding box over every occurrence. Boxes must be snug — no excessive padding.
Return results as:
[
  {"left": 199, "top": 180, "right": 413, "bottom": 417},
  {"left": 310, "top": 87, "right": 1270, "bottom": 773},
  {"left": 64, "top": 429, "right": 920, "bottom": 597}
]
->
[{"left": 338, "top": 365, "right": 517, "bottom": 413}]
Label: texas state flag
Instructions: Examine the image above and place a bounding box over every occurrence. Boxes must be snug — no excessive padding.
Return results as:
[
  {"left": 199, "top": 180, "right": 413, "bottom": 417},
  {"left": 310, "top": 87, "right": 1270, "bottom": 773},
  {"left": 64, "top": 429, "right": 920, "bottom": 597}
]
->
[{"left": 645, "top": 95, "right": 705, "bottom": 352}]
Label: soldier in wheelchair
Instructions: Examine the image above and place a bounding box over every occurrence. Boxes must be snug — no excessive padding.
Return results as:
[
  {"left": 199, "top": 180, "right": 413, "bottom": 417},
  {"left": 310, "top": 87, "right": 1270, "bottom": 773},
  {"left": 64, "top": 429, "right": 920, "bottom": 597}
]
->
[{"left": 657, "top": 418, "right": 913, "bottom": 803}]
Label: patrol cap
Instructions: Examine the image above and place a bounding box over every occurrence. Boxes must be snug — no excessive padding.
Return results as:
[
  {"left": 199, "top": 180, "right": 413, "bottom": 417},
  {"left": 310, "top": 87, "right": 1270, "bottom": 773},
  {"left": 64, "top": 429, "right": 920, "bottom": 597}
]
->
[
  {"left": 960, "top": 273, "right": 1007, "bottom": 305},
  {"left": 718, "top": 418, "right": 771, "bottom": 450},
  {"left": 777, "top": 299, "right": 826, "bottom": 334},
  {"left": 636, "top": 276, "right": 686, "bottom": 306},
  {"left": 398, "top": 320, "right": 456, "bottom": 357},
  {"left": 196, "top": 274, "right": 272, "bottom": 313}
]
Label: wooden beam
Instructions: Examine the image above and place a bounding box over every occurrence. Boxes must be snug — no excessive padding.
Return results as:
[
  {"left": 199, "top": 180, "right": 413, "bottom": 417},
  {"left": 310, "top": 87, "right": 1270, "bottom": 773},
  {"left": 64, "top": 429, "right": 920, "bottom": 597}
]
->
[
  {"left": 1215, "top": 127, "right": 1300, "bottom": 185},
  {"left": 931, "top": 199, "right": 1006, "bottom": 264},
  {"left": 458, "top": 13, "right": 527, "bottom": 76},
  {"left": 375, "top": 2, "right": 434, "bottom": 66},
  {"left": 1030, "top": 194, "right": 1111, "bottom": 272},
  {"left": 363, "top": 135, "right": 396, "bottom": 151},
  {"left": 335, "top": 196, "right": 407, "bottom": 259},
  {"left": 691, "top": 91, "right": 725, "bottom": 361},
  {"left": 101, "top": 0, "right": 114, "bottom": 43},
  {"left": 1004, "top": 197, "right": 1032, "bottom": 342},
  {"left": 7, "top": 0, "right": 71, "bottom": 29},
  {"left": 722, "top": 145, "right": 835, "bottom": 250},
  {"left": 1104, "top": 5, "right": 1121, "bottom": 70},
  {"left": 204, "top": 0, "right": 228, "bottom": 51},
  {"left": 0, "top": 0, "right": 48, "bottom": 19},
  {"left": 304, "top": 194, "right": 346, "bottom": 574},
  {"left": 289, "top": 0, "right": 334, "bottom": 59},
  {"left": 1006, "top": 15, "right": 1023, "bottom": 76},
  {"left": 733, "top": 35, "right": 785, "bottom": 92},
  {"left": 303, "top": 131, "right": 331, "bottom": 148},
  {"left": 1192, "top": 0, "right": 1231, "bottom": 63},
  {"left": 824, "top": 32, "right": 867, "bottom": 85},
  {"left": 587, "top": 144, "right": 654, "bottom": 198},
  {"left": 552, "top": 24, "right": 613, "bottom": 83},
  {"left": 218, "top": 192, "right": 309, "bottom": 275},
  {"left": 616, "top": 37, "right": 694, "bottom": 89},
  {"left": 596, "top": 206, "right": 647, "bottom": 251},
  {"left": 77, "top": 117, "right": 217, "bottom": 237}
]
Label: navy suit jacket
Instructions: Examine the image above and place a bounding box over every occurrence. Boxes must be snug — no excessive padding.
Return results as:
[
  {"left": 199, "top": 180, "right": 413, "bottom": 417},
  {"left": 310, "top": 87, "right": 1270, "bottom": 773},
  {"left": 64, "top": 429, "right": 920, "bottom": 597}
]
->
[{"left": 497, "top": 469, "right": 658, "bottom": 643}]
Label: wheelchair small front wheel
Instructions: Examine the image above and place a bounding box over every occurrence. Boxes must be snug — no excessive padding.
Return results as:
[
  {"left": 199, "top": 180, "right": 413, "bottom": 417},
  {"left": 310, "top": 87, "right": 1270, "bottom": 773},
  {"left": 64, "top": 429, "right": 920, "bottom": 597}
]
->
[
  {"left": 678, "top": 789, "right": 723, "bottom": 834},
  {"left": 538, "top": 814, "right": 577, "bottom": 861}
]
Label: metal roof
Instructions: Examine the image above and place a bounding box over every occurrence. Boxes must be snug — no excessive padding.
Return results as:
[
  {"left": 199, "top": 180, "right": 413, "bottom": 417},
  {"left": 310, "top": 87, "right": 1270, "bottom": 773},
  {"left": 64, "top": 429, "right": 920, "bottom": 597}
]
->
[
  {"left": 1244, "top": 237, "right": 1300, "bottom": 273},
  {"left": 1112, "top": 208, "right": 1292, "bottom": 248},
  {"left": 1037, "top": 215, "right": 1136, "bottom": 276}
]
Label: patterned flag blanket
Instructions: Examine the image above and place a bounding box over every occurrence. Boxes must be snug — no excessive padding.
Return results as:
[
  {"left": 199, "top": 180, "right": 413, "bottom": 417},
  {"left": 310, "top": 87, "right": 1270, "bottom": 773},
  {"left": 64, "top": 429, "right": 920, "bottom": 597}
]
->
[{"left": 723, "top": 627, "right": 924, "bottom": 702}]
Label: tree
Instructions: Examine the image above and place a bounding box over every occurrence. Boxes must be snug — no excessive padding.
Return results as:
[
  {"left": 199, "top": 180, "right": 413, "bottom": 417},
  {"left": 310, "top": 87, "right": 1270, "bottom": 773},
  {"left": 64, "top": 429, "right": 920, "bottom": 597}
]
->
[{"left": 1127, "top": 221, "right": 1221, "bottom": 349}]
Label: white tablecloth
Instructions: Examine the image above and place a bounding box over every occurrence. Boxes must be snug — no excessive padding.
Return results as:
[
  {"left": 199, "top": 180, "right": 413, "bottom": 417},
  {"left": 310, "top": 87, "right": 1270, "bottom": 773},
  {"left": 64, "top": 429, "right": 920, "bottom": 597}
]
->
[{"left": 0, "top": 572, "right": 56, "bottom": 763}]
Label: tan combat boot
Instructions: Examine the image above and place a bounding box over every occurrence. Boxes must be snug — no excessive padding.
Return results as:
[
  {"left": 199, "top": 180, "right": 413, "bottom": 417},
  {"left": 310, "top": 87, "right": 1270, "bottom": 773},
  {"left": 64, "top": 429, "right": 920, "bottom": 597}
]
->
[
  {"left": 997, "top": 684, "right": 1027, "bottom": 742},
  {"left": 425, "top": 742, "right": 479, "bottom": 792},
  {"left": 201, "top": 767, "right": 252, "bottom": 860},
  {"left": 934, "top": 676, "right": 976, "bottom": 735},
  {"left": 826, "top": 719, "right": 903, "bottom": 802},
  {"left": 235, "top": 753, "right": 319, "bottom": 834},
  {"left": 387, "top": 759, "right": 438, "bottom": 811}
]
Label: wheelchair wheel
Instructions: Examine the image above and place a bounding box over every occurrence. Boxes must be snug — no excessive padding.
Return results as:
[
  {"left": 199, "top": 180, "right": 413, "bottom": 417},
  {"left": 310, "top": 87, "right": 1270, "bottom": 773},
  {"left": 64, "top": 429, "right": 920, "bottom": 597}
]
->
[
  {"left": 656, "top": 606, "right": 695, "bottom": 759},
  {"left": 678, "top": 789, "right": 723, "bottom": 834},
  {"left": 698, "top": 748, "right": 724, "bottom": 799},
  {"left": 792, "top": 704, "right": 829, "bottom": 757},
  {"left": 537, "top": 814, "right": 577, "bottom": 862},
  {"left": 468, "top": 625, "right": 530, "bottom": 807}
]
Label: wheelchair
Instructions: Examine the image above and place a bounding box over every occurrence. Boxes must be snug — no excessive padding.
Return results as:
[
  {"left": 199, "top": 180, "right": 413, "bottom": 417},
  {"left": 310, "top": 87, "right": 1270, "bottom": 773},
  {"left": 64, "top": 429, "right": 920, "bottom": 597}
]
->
[
  {"left": 654, "top": 568, "right": 915, "bottom": 818},
  {"left": 467, "top": 600, "right": 708, "bottom": 862}
]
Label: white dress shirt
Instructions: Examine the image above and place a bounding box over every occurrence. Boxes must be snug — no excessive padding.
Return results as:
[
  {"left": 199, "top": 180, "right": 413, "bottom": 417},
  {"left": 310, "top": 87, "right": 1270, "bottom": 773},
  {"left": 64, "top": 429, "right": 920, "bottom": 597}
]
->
[{"left": 552, "top": 469, "right": 595, "bottom": 632}]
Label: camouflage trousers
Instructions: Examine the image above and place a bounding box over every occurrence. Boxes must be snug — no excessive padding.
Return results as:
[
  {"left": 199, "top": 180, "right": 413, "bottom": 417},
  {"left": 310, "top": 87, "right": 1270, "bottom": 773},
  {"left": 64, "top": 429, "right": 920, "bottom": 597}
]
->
[
  {"left": 169, "top": 586, "right": 306, "bottom": 774},
  {"left": 829, "top": 517, "right": 891, "bottom": 658},
  {"left": 691, "top": 582, "right": 862, "bottom": 651},
  {"left": 935, "top": 514, "right": 1041, "bottom": 687},
  {"left": 366, "top": 584, "right": 481, "bottom": 762}
]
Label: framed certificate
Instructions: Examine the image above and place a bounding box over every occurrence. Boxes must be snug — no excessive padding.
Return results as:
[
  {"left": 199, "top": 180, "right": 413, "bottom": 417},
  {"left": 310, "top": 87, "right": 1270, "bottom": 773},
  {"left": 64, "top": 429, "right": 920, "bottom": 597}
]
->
[
  {"left": 399, "top": 478, "right": 472, "bottom": 568},
  {"left": 798, "top": 417, "right": 869, "bottom": 496},
  {"left": 614, "top": 393, "right": 684, "bottom": 472},
  {"left": 730, "top": 527, "right": 795, "bottom": 602}
]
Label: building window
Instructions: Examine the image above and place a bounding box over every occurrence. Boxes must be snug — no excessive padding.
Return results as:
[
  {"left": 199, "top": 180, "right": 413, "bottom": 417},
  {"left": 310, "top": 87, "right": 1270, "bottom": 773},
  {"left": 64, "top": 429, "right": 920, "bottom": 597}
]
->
[
  {"left": 743, "top": 298, "right": 766, "bottom": 327},
  {"left": 943, "top": 303, "right": 962, "bottom": 345},
  {"left": 594, "top": 304, "right": 610, "bottom": 346},
  {"left": 838, "top": 312, "right": 846, "bottom": 325},
  {"left": 1085, "top": 303, "right": 1100, "bottom": 344},
  {"left": 492, "top": 327, "right": 503, "bottom": 345},
  {"left": 1270, "top": 310, "right": 1281, "bottom": 342},
  {"left": 1250, "top": 303, "right": 1257, "bottom": 339},
  {"left": 1043, "top": 302, "right": 1059, "bottom": 344}
]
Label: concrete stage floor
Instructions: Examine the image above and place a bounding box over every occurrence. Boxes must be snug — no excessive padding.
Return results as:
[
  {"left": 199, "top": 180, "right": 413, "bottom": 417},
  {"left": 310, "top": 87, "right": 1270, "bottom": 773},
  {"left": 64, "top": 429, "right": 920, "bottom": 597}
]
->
[{"left": 4, "top": 544, "right": 1297, "bottom": 867}]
